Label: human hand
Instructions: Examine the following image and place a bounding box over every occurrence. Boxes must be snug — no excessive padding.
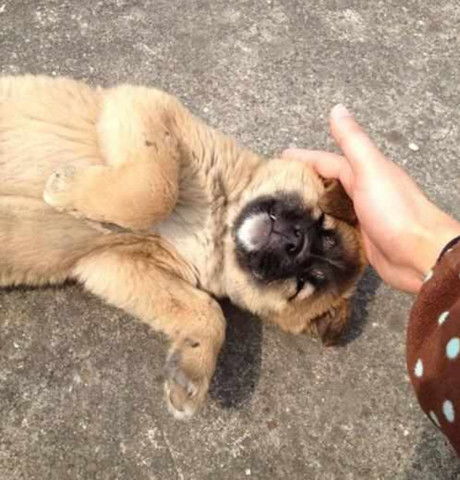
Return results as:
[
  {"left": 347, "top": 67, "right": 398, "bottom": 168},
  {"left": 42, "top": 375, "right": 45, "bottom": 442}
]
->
[{"left": 283, "top": 104, "right": 460, "bottom": 293}]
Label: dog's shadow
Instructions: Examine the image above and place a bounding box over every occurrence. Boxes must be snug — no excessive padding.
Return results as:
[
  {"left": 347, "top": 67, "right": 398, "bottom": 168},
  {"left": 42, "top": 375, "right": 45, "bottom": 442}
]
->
[
  {"left": 339, "top": 266, "right": 381, "bottom": 345},
  {"left": 209, "top": 298, "right": 263, "bottom": 409},
  {"left": 209, "top": 268, "right": 380, "bottom": 408},
  {"left": 3, "top": 271, "right": 379, "bottom": 412}
]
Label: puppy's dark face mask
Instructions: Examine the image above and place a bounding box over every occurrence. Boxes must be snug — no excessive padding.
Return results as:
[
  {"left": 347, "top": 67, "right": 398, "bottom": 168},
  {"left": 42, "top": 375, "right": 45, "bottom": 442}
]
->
[{"left": 233, "top": 187, "right": 359, "bottom": 299}]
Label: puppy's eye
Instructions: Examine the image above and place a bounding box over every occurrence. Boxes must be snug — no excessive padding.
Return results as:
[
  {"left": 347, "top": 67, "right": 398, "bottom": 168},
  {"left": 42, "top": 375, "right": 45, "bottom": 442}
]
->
[
  {"left": 310, "top": 268, "right": 326, "bottom": 281},
  {"left": 322, "top": 232, "right": 336, "bottom": 250},
  {"left": 306, "top": 267, "right": 328, "bottom": 288},
  {"left": 267, "top": 204, "right": 277, "bottom": 221}
]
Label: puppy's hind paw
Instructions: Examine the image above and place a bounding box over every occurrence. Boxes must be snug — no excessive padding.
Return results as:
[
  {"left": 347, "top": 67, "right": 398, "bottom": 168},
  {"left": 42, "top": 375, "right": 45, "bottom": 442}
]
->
[
  {"left": 163, "top": 349, "right": 209, "bottom": 420},
  {"left": 43, "top": 164, "right": 80, "bottom": 212}
]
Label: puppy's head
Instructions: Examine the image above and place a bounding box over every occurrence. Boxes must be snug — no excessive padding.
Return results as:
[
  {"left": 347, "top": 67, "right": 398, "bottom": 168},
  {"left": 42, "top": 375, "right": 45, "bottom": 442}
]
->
[
  {"left": 230, "top": 158, "right": 364, "bottom": 344},
  {"left": 234, "top": 192, "right": 356, "bottom": 291}
]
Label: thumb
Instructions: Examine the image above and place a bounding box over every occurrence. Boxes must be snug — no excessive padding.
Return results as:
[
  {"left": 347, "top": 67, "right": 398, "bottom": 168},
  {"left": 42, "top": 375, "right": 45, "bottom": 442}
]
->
[{"left": 330, "top": 104, "right": 390, "bottom": 177}]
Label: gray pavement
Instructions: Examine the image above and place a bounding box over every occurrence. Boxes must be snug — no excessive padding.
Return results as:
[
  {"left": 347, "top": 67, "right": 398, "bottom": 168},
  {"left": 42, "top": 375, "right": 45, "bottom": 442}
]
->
[{"left": 1, "top": 1, "right": 460, "bottom": 478}]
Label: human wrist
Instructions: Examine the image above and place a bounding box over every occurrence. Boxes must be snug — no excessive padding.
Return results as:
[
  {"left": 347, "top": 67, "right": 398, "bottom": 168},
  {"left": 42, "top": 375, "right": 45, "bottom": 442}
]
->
[{"left": 414, "top": 210, "right": 460, "bottom": 278}]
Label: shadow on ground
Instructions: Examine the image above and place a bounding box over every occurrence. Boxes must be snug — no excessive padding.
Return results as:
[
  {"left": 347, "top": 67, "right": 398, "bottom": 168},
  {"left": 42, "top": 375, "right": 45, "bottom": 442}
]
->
[
  {"left": 209, "top": 299, "right": 263, "bottom": 408},
  {"left": 404, "top": 426, "right": 460, "bottom": 479},
  {"left": 341, "top": 267, "right": 382, "bottom": 345},
  {"left": 210, "top": 268, "right": 380, "bottom": 409}
]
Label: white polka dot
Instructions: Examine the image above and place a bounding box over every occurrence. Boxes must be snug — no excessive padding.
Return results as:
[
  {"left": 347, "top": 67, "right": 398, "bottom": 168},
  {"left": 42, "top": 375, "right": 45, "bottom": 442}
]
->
[
  {"left": 414, "top": 359, "right": 424, "bottom": 378},
  {"left": 429, "top": 411, "right": 441, "bottom": 428},
  {"left": 443, "top": 400, "right": 455, "bottom": 423},
  {"left": 438, "top": 311, "right": 449, "bottom": 325},
  {"left": 424, "top": 270, "right": 433, "bottom": 283},
  {"left": 446, "top": 338, "right": 460, "bottom": 359}
]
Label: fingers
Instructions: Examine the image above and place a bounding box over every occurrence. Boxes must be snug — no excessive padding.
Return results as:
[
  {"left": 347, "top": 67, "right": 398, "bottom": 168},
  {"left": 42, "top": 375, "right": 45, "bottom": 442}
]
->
[
  {"left": 330, "top": 104, "right": 390, "bottom": 177},
  {"left": 282, "top": 149, "right": 353, "bottom": 195},
  {"left": 281, "top": 149, "right": 344, "bottom": 178}
]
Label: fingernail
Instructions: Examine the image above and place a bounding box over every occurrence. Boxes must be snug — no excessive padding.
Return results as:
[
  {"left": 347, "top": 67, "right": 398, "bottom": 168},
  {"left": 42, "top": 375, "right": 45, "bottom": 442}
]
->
[{"left": 331, "top": 103, "right": 353, "bottom": 120}]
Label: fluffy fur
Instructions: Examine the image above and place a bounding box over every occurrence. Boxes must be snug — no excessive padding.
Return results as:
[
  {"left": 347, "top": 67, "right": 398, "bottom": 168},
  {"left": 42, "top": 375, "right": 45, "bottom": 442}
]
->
[{"left": 0, "top": 75, "right": 366, "bottom": 418}]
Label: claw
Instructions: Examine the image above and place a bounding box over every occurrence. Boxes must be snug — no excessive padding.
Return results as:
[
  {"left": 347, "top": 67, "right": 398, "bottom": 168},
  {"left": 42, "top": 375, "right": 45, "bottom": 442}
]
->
[{"left": 163, "top": 348, "right": 209, "bottom": 420}]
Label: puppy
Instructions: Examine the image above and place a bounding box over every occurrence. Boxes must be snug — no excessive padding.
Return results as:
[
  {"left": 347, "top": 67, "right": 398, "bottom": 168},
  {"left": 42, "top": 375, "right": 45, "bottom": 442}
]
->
[{"left": 0, "top": 75, "right": 366, "bottom": 418}]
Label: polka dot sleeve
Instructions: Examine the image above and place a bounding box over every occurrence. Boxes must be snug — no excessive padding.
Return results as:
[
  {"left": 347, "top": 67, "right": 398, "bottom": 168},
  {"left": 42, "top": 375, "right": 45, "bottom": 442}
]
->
[{"left": 407, "top": 239, "right": 460, "bottom": 454}]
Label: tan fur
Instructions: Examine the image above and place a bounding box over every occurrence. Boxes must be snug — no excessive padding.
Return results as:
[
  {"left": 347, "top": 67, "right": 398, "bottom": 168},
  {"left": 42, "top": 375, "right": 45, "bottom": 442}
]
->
[{"left": 0, "top": 75, "right": 366, "bottom": 418}]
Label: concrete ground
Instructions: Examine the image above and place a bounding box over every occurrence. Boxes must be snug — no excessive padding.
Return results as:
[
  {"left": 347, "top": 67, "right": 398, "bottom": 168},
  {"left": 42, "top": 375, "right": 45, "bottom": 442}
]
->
[{"left": 1, "top": 0, "right": 460, "bottom": 478}]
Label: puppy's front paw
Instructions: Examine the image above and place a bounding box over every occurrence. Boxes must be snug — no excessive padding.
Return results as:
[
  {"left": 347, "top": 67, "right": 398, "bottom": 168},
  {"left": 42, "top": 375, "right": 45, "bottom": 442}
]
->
[
  {"left": 43, "top": 164, "right": 80, "bottom": 212},
  {"left": 164, "top": 347, "right": 210, "bottom": 420}
]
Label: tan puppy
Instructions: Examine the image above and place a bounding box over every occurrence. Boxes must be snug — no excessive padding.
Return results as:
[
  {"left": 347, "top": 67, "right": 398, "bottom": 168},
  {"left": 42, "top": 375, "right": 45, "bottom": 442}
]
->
[{"left": 0, "top": 75, "right": 366, "bottom": 418}]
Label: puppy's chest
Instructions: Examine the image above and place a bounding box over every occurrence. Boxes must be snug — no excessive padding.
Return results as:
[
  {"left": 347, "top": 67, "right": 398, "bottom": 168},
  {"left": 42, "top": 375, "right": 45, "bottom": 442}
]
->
[{"left": 151, "top": 194, "right": 227, "bottom": 295}]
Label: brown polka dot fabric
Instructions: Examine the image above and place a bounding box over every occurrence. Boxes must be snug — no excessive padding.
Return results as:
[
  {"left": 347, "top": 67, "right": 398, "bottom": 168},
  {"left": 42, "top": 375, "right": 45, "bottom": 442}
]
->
[{"left": 407, "top": 240, "right": 460, "bottom": 455}]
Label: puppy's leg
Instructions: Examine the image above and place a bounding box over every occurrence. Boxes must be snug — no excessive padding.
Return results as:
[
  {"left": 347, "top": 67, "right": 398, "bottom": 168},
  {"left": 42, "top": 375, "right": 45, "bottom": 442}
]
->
[
  {"left": 44, "top": 86, "right": 181, "bottom": 230},
  {"left": 72, "top": 241, "right": 225, "bottom": 419}
]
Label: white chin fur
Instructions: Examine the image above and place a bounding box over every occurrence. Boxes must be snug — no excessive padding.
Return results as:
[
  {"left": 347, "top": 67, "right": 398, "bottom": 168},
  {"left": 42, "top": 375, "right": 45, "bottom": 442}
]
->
[
  {"left": 297, "top": 282, "right": 315, "bottom": 300},
  {"left": 237, "top": 213, "right": 269, "bottom": 251}
]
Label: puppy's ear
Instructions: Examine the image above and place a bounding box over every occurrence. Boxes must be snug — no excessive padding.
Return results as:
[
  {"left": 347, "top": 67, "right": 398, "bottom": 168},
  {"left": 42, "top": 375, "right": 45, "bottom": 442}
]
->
[
  {"left": 319, "top": 179, "right": 357, "bottom": 225},
  {"left": 312, "top": 300, "right": 350, "bottom": 346}
]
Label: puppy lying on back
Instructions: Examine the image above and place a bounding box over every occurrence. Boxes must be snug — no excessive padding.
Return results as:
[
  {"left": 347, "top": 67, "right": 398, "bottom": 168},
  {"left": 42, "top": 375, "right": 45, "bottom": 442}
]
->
[{"left": 0, "top": 75, "right": 365, "bottom": 418}]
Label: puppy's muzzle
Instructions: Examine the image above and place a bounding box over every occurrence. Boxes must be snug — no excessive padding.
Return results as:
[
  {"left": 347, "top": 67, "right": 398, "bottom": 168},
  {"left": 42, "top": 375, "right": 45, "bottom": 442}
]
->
[{"left": 269, "top": 213, "right": 304, "bottom": 256}]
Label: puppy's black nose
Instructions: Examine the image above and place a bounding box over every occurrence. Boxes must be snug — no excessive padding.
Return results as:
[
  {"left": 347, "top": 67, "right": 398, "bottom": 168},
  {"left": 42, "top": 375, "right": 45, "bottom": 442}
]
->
[
  {"left": 283, "top": 226, "right": 304, "bottom": 255},
  {"left": 271, "top": 215, "right": 304, "bottom": 255}
]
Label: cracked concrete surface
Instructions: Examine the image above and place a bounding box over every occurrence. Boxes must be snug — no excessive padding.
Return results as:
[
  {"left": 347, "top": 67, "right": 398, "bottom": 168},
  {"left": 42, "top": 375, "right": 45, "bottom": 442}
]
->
[{"left": 1, "top": 1, "right": 460, "bottom": 478}]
